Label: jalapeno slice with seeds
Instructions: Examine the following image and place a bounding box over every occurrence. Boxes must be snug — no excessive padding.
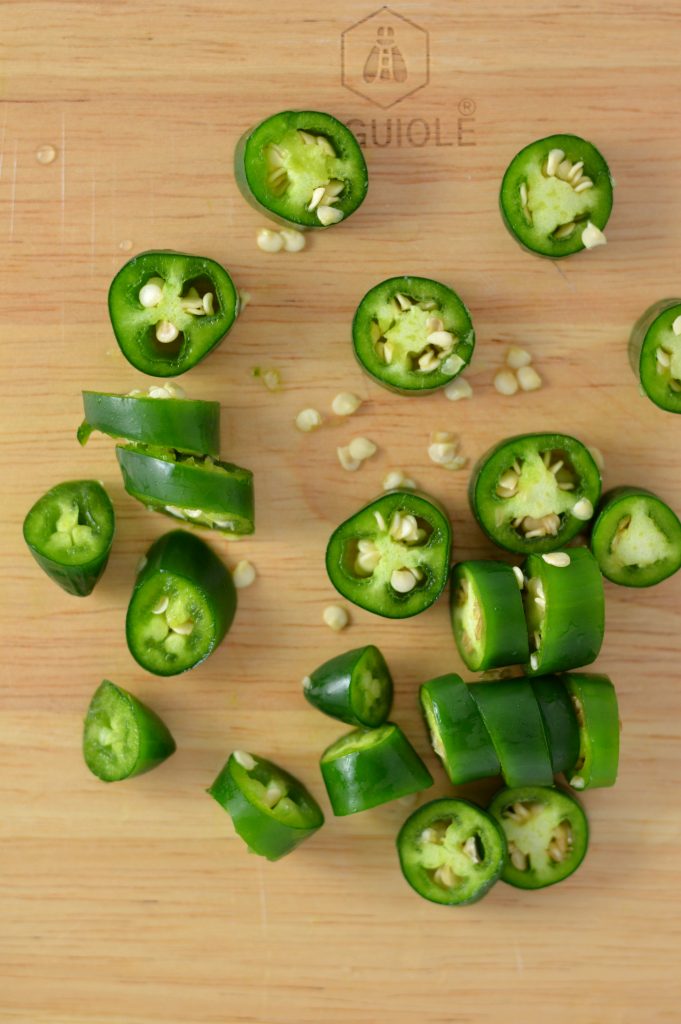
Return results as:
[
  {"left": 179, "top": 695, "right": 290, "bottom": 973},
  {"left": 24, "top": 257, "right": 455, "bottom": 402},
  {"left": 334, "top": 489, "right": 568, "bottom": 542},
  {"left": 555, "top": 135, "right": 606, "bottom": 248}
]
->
[
  {"left": 235, "top": 110, "right": 368, "bottom": 229},
  {"left": 23, "top": 479, "right": 115, "bottom": 596},
  {"left": 450, "top": 560, "right": 529, "bottom": 671},
  {"left": 500, "top": 133, "right": 613, "bottom": 259},
  {"left": 352, "top": 276, "right": 475, "bottom": 394},
  {"left": 109, "top": 250, "right": 239, "bottom": 377},
  {"left": 208, "top": 751, "right": 324, "bottom": 861},
  {"left": 469, "top": 432, "right": 601, "bottom": 554},
  {"left": 590, "top": 486, "right": 681, "bottom": 587},
  {"left": 83, "top": 680, "right": 176, "bottom": 782},
  {"left": 563, "top": 673, "right": 619, "bottom": 790},
  {"left": 531, "top": 676, "right": 580, "bottom": 775},
  {"left": 488, "top": 786, "right": 588, "bottom": 889},
  {"left": 469, "top": 679, "right": 553, "bottom": 787},
  {"left": 126, "top": 530, "right": 236, "bottom": 677},
  {"left": 397, "top": 799, "right": 506, "bottom": 906},
  {"left": 325, "top": 490, "right": 452, "bottom": 619},
  {"left": 320, "top": 723, "right": 433, "bottom": 816},
  {"left": 303, "top": 645, "right": 393, "bottom": 727},
  {"left": 117, "top": 444, "right": 254, "bottom": 536},
  {"left": 628, "top": 298, "right": 681, "bottom": 413},
  {"left": 419, "top": 674, "right": 500, "bottom": 785}
]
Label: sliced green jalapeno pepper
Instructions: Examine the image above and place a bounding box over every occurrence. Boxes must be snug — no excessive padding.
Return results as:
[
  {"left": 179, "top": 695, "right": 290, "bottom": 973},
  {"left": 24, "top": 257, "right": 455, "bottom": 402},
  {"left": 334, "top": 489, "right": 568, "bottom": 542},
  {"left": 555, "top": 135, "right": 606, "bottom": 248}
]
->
[
  {"left": 23, "top": 480, "right": 115, "bottom": 596},
  {"left": 628, "top": 298, "right": 681, "bottom": 413},
  {"left": 419, "top": 674, "right": 500, "bottom": 785},
  {"left": 352, "top": 276, "right": 475, "bottom": 395},
  {"left": 531, "top": 677, "right": 580, "bottom": 775},
  {"left": 83, "top": 680, "right": 176, "bottom": 782},
  {"left": 522, "top": 547, "right": 604, "bottom": 676},
  {"left": 326, "top": 490, "right": 451, "bottom": 619},
  {"left": 320, "top": 723, "right": 433, "bottom": 816},
  {"left": 235, "top": 110, "right": 368, "bottom": 229},
  {"left": 450, "top": 560, "right": 529, "bottom": 671},
  {"left": 500, "top": 134, "right": 613, "bottom": 258},
  {"left": 303, "top": 645, "right": 393, "bottom": 727},
  {"left": 109, "top": 250, "right": 239, "bottom": 377},
  {"left": 208, "top": 750, "right": 324, "bottom": 861},
  {"left": 78, "top": 384, "right": 220, "bottom": 457},
  {"left": 488, "top": 785, "right": 589, "bottom": 889},
  {"left": 563, "top": 673, "right": 619, "bottom": 791},
  {"left": 126, "top": 530, "right": 236, "bottom": 676},
  {"left": 590, "top": 486, "right": 681, "bottom": 587},
  {"left": 469, "top": 433, "right": 601, "bottom": 554},
  {"left": 117, "top": 444, "right": 254, "bottom": 536},
  {"left": 397, "top": 799, "right": 506, "bottom": 906},
  {"left": 469, "top": 679, "right": 553, "bottom": 787}
]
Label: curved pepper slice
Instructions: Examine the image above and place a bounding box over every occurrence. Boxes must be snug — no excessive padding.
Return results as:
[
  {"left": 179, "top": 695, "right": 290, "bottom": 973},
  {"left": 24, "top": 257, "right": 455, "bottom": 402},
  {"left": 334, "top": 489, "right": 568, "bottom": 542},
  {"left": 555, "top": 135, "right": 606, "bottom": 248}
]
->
[
  {"left": 419, "top": 674, "right": 500, "bottom": 785},
  {"left": 83, "top": 680, "right": 176, "bottom": 782},
  {"left": 303, "top": 645, "right": 393, "bottom": 728},
  {"left": 628, "top": 298, "right": 681, "bottom": 414},
  {"left": 499, "top": 133, "right": 613, "bottom": 259},
  {"left": 78, "top": 386, "right": 220, "bottom": 457},
  {"left": 531, "top": 676, "right": 580, "bottom": 775},
  {"left": 117, "top": 444, "right": 254, "bottom": 536},
  {"left": 450, "top": 560, "right": 529, "bottom": 671},
  {"left": 326, "top": 490, "right": 452, "bottom": 619},
  {"left": 469, "top": 679, "right": 553, "bottom": 787},
  {"left": 397, "top": 798, "right": 506, "bottom": 906},
  {"left": 126, "top": 530, "right": 236, "bottom": 677},
  {"left": 23, "top": 479, "right": 115, "bottom": 596},
  {"left": 320, "top": 722, "right": 433, "bottom": 816},
  {"left": 488, "top": 785, "right": 588, "bottom": 889},
  {"left": 590, "top": 486, "right": 681, "bottom": 587},
  {"left": 109, "top": 250, "right": 239, "bottom": 377},
  {"left": 522, "top": 547, "right": 604, "bottom": 676},
  {"left": 562, "top": 673, "right": 619, "bottom": 790},
  {"left": 469, "top": 433, "right": 601, "bottom": 554},
  {"left": 352, "top": 276, "right": 475, "bottom": 395},
  {"left": 208, "top": 750, "right": 324, "bottom": 861},
  {"left": 234, "top": 109, "right": 368, "bottom": 229}
]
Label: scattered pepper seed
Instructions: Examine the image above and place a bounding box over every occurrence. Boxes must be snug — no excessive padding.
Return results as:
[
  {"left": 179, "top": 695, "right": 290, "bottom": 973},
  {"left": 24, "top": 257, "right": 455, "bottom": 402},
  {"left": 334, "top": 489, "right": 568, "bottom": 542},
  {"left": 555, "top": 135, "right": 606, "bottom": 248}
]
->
[{"left": 323, "top": 605, "right": 349, "bottom": 631}]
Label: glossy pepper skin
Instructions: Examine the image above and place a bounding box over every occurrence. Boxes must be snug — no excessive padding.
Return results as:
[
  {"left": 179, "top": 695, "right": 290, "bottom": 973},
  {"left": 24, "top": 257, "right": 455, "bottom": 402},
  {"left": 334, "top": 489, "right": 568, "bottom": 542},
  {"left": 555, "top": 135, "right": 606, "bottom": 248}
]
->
[
  {"left": 108, "top": 250, "right": 239, "bottom": 377},
  {"left": 83, "top": 680, "right": 176, "bottom": 782},
  {"left": 531, "top": 676, "right": 580, "bottom": 775},
  {"left": 450, "top": 560, "right": 529, "bottom": 671},
  {"left": 303, "top": 645, "right": 393, "bottom": 728},
  {"left": 562, "top": 673, "right": 619, "bottom": 791},
  {"left": 590, "top": 486, "right": 681, "bottom": 587},
  {"left": 419, "top": 674, "right": 500, "bottom": 785},
  {"left": 78, "top": 390, "right": 221, "bottom": 457},
  {"left": 469, "top": 678, "right": 553, "bottom": 788},
  {"left": 23, "top": 479, "right": 115, "bottom": 596},
  {"left": 628, "top": 298, "right": 681, "bottom": 414}
]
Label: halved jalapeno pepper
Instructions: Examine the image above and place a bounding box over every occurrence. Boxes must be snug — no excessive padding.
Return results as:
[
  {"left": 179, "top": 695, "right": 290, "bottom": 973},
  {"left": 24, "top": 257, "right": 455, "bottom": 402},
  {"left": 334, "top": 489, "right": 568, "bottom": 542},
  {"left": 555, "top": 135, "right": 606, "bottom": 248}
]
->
[
  {"left": 325, "top": 490, "right": 452, "bottom": 619},
  {"left": 488, "top": 785, "right": 589, "bottom": 889},
  {"left": 117, "top": 444, "right": 254, "bottom": 536},
  {"left": 83, "top": 680, "right": 176, "bottom": 782},
  {"left": 469, "top": 432, "right": 601, "bottom": 554},
  {"left": 531, "top": 676, "right": 580, "bottom": 775},
  {"left": 303, "top": 645, "right": 393, "bottom": 727},
  {"left": 23, "top": 480, "right": 115, "bottom": 596},
  {"left": 419, "top": 674, "right": 500, "bottom": 785},
  {"left": 563, "top": 673, "right": 619, "bottom": 791},
  {"left": 126, "top": 530, "right": 236, "bottom": 676},
  {"left": 78, "top": 384, "right": 220, "bottom": 457},
  {"left": 352, "top": 276, "right": 475, "bottom": 394},
  {"left": 522, "top": 548, "right": 604, "bottom": 676},
  {"left": 320, "top": 723, "right": 433, "bottom": 816},
  {"left": 450, "top": 560, "right": 529, "bottom": 671},
  {"left": 590, "top": 486, "right": 681, "bottom": 587},
  {"left": 469, "top": 679, "right": 553, "bottom": 787},
  {"left": 235, "top": 110, "right": 368, "bottom": 229},
  {"left": 500, "top": 133, "right": 613, "bottom": 258},
  {"left": 628, "top": 298, "right": 681, "bottom": 413},
  {"left": 397, "top": 799, "right": 506, "bottom": 906},
  {"left": 208, "top": 750, "right": 324, "bottom": 861},
  {"left": 109, "top": 251, "right": 239, "bottom": 377}
]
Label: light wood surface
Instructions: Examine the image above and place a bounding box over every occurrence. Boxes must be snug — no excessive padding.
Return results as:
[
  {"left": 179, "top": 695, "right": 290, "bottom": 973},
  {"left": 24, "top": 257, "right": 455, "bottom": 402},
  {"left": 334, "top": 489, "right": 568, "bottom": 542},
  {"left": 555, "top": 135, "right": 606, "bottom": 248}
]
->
[{"left": 2, "top": 2, "right": 681, "bottom": 1021}]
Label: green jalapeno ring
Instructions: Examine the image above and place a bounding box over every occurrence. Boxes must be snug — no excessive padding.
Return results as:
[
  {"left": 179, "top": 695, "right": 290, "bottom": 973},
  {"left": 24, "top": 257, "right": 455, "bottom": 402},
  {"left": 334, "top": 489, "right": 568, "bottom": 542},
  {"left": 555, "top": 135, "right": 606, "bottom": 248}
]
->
[
  {"left": 628, "top": 298, "right": 681, "bottom": 414},
  {"left": 303, "top": 645, "right": 393, "bottom": 728},
  {"left": 469, "top": 679, "right": 553, "bottom": 788},
  {"left": 450, "top": 560, "right": 529, "bottom": 671},
  {"left": 590, "top": 486, "right": 681, "bottom": 587},
  {"left": 531, "top": 676, "right": 580, "bottom": 775},
  {"left": 419, "top": 674, "right": 501, "bottom": 785},
  {"left": 562, "top": 673, "right": 619, "bottom": 791},
  {"left": 83, "top": 680, "right": 176, "bottom": 782}
]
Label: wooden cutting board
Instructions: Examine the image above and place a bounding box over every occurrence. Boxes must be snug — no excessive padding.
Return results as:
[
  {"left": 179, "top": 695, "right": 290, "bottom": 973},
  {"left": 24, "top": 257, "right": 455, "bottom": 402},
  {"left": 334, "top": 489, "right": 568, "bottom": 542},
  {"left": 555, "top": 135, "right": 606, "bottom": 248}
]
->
[{"left": 2, "top": 2, "right": 680, "bottom": 1021}]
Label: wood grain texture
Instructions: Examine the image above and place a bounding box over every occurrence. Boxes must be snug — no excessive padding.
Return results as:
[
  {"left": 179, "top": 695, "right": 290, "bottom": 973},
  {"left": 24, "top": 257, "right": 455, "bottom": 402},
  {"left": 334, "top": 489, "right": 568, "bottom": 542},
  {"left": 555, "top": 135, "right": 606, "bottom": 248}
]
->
[{"left": 2, "top": 2, "right": 681, "bottom": 1021}]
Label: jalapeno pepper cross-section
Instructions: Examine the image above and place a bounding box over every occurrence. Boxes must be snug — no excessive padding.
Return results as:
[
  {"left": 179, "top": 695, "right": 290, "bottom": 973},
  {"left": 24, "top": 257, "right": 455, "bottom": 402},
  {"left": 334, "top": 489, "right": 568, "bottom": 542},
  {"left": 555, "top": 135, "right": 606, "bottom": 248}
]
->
[
  {"left": 591, "top": 486, "right": 681, "bottom": 587},
  {"left": 234, "top": 110, "right": 368, "bottom": 229},
  {"left": 208, "top": 751, "right": 324, "bottom": 861},
  {"left": 83, "top": 680, "right": 176, "bottom": 782},
  {"left": 563, "top": 673, "right": 619, "bottom": 791},
  {"left": 303, "top": 645, "right": 393, "bottom": 728},
  {"left": 628, "top": 298, "right": 681, "bottom": 414},
  {"left": 450, "top": 560, "right": 529, "bottom": 671},
  {"left": 419, "top": 674, "right": 501, "bottom": 785},
  {"left": 325, "top": 490, "right": 452, "bottom": 618},
  {"left": 500, "top": 133, "right": 613, "bottom": 258},
  {"left": 352, "top": 276, "right": 475, "bottom": 394},
  {"left": 126, "top": 530, "right": 236, "bottom": 676},
  {"left": 469, "top": 432, "right": 601, "bottom": 554},
  {"left": 23, "top": 479, "right": 115, "bottom": 596},
  {"left": 108, "top": 251, "right": 239, "bottom": 377},
  {"left": 397, "top": 799, "right": 506, "bottom": 906}
]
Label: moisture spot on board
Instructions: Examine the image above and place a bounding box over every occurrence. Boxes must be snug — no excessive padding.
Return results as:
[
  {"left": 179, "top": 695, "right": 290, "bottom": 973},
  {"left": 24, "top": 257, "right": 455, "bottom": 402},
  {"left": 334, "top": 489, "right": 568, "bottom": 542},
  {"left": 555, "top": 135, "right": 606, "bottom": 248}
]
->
[{"left": 35, "top": 144, "right": 57, "bottom": 165}]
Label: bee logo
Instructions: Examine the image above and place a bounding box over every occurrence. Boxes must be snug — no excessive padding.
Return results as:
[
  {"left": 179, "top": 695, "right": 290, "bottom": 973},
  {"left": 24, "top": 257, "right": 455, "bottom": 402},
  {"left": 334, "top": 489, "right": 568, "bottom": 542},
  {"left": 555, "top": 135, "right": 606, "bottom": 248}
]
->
[
  {"left": 342, "top": 7, "right": 429, "bottom": 109},
  {"left": 363, "top": 25, "right": 408, "bottom": 84}
]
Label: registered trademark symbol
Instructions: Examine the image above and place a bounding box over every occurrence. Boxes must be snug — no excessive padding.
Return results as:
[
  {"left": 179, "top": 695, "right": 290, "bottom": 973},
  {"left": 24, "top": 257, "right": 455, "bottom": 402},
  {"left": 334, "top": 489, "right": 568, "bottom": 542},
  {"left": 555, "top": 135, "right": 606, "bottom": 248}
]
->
[{"left": 458, "top": 97, "right": 476, "bottom": 116}]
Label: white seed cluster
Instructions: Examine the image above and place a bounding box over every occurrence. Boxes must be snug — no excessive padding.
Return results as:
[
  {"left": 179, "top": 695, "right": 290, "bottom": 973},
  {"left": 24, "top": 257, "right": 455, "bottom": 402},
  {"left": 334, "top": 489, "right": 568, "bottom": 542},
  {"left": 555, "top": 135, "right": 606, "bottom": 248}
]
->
[
  {"left": 138, "top": 275, "right": 216, "bottom": 344},
  {"left": 382, "top": 469, "right": 417, "bottom": 491},
  {"left": 323, "top": 604, "right": 349, "bottom": 631},
  {"left": 427, "top": 431, "right": 467, "bottom": 471},
  {"left": 494, "top": 346, "right": 543, "bottom": 396},
  {"left": 257, "top": 226, "right": 306, "bottom": 254},
  {"left": 337, "top": 436, "right": 377, "bottom": 471}
]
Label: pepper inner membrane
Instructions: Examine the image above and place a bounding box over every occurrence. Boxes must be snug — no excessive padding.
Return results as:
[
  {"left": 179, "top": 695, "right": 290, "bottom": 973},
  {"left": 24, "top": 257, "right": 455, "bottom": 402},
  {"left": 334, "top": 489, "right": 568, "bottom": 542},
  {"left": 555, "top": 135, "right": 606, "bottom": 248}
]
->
[
  {"left": 137, "top": 271, "right": 219, "bottom": 363},
  {"left": 417, "top": 817, "right": 486, "bottom": 891},
  {"left": 235, "top": 757, "right": 312, "bottom": 827},
  {"left": 453, "top": 575, "right": 484, "bottom": 656},
  {"left": 44, "top": 496, "right": 98, "bottom": 560},
  {"left": 264, "top": 129, "right": 347, "bottom": 223},
  {"left": 135, "top": 574, "right": 211, "bottom": 667},
  {"left": 500, "top": 799, "right": 574, "bottom": 873},
  {"left": 609, "top": 500, "right": 675, "bottom": 569},
  {"left": 370, "top": 291, "right": 463, "bottom": 376},
  {"left": 344, "top": 510, "right": 433, "bottom": 593},
  {"left": 653, "top": 324, "right": 681, "bottom": 392},
  {"left": 495, "top": 448, "right": 579, "bottom": 540},
  {"left": 520, "top": 148, "right": 600, "bottom": 240}
]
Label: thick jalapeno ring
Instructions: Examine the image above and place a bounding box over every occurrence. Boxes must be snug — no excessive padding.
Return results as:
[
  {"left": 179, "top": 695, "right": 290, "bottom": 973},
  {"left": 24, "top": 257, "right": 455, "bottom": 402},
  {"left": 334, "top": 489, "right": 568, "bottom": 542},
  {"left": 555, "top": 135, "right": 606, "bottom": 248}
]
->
[
  {"left": 419, "top": 674, "right": 500, "bottom": 785},
  {"left": 563, "top": 673, "right": 619, "bottom": 791},
  {"left": 590, "top": 486, "right": 681, "bottom": 587},
  {"left": 628, "top": 298, "right": 681, "bottom": 414},
  {"left": 303, "top": 645, "right": 393, "bottom": 728},
  {"left": 450, "top": 560, "right": 529, "bottom": 671},
  {"left": 469, "top": 679, "right": 553, "bottom": 787}
]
